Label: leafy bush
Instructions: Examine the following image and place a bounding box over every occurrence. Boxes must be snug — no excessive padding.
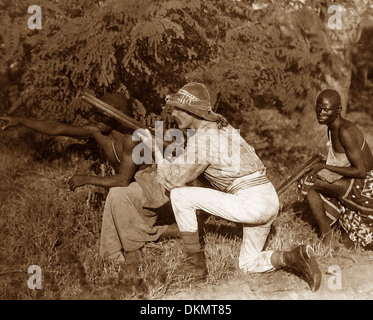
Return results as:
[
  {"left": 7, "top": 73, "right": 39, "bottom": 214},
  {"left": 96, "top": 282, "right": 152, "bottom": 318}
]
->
[
  {"left": 2, "top": 0, "right": 357, "bottom": 173},
  {"left": 1, "top": 0, "right": 362, "bottom": 123}
]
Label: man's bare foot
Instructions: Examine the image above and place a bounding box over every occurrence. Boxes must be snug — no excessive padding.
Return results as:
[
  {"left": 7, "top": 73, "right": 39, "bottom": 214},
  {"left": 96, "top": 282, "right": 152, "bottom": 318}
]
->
[
  {"left": 321, "top": 230, "right": 340, "bottom": 251},
  {"left": 124, "top": 250, "right": 141, "bottom": 263},
  {"left": 340, "top": 231, "right": 355, "bottom": 250}
]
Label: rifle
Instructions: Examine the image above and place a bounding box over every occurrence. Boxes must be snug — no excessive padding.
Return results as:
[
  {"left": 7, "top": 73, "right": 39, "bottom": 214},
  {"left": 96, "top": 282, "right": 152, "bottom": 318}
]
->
[
  {"left": 276, "top": 153, "right": 324, "bottom": 196},
  {"left": 81, "top": 92, "right": 155, "bottom": 133},
  {"left": 81, "top": 92, "right": 173, "bottom": 148}
]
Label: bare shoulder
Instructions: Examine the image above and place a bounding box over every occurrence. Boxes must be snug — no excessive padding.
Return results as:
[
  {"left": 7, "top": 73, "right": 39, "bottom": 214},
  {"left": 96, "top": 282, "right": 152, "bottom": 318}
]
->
[
  {"left": 120, "top": 132, "right": 137, "bottom": 153},
  {"left": 339, "top": 119, "right": 364, "bottom": 145}
]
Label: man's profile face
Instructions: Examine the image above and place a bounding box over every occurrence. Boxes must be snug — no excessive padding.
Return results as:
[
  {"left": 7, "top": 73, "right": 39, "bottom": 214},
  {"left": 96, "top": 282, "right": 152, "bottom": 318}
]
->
[
  {"left": 315, "top": 97, "right": 340, "bottom": 125},
  {"left": 171, "top": 108, "right": 195, "bottom": 130}
]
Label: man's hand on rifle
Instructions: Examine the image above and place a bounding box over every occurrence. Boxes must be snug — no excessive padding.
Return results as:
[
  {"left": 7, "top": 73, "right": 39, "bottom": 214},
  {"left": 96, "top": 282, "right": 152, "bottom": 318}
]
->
[{"left": 304, "top": 161, "right": 327, "bottom": 176}]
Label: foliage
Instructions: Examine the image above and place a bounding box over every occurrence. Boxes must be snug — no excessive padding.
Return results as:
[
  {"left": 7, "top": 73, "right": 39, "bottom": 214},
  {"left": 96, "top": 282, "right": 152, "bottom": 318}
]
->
[
  {"left": 0, "top": 0, "right": 365, "bottom": 119},
  {"left": 0, "top": 1, "right": 357, "bottom": 172}
]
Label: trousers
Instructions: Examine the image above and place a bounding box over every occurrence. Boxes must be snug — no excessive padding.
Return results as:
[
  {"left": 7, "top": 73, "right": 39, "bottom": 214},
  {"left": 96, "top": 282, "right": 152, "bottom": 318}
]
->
[
  {"left": 170, "top": 172, "right": 280, "bottom": 273},
  {"left": 99, "top": 167, "right": 169, "bottom": 259}
]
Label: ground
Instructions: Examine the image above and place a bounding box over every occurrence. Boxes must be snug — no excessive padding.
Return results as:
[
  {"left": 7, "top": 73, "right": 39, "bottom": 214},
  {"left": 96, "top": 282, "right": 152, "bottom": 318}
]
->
[
  {"left": 162, "top": 250, "right": 373, "bottom": 300},
  {"left": 1, "top": 111, "right": 373, "bottom": 301}
]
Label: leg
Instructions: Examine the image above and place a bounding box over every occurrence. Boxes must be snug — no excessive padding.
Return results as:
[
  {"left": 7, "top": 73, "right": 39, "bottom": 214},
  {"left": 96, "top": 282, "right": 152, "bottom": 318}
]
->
[
  {"left": 340, "top": 228, "right": 355, "bottom": 249},
  {"left": 178, "top": 231, "right": 208, "bottom": 279},
  {"left": 241, "top": 226, "right": 323, "bottom": 291},
  {"left": 238, "top": 214, "right": 322, "bottom": 292},
  {"left": 170, "top": 185, "right": 279, "bottom": 230},
  {"left": 99, "top": 183, "right": 168, "bottom": 262},
  {"left": 234, "top": 194, "right": 323, "bottom": 291},
  {"left": 170, "top": 184, "right": 279, "bottom": 277},
  {"left": 306, "top": 189, "right": 334, "bottom": 244},
  {"left": 270, "top": 245, "right": 322, "bottom": 292},
  {"left": 100, "top": 188, "right": 126, "bottom": 261},
  {"left": 306, "top": 178, "right": 350, "bottom": 244},
  {"left": 239, "top": 223, "right": 276, "bottom": 273},
  {"left": 170, "top": 186, "right": 322, "bottom": 291}
]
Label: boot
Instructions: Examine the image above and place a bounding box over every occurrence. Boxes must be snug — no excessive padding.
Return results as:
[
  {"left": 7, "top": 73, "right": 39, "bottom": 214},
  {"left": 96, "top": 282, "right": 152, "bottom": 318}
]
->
[
  {"left": 158, "top": 223, "right": 181, "bottom": 241},
  {"left": 179, "top": 232, "right": 208, "bottom": 280},
  {"left": 182, "top": 251, "right": 208, "bottom": 279},
  {"left": 272, "top": 245, "right": 322, "bottom": 292}
]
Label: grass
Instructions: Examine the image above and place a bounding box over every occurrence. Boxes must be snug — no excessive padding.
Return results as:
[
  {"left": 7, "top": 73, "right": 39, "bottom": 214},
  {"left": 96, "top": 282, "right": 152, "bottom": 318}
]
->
[{"left": 0, "top": 128, "right": 364, "bottom": 300}]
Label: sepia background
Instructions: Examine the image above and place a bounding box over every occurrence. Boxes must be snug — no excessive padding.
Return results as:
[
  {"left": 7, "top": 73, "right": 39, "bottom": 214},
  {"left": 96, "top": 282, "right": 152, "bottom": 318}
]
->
[{"left": 0, "top": 0, "right": 372, "bottom": 300}]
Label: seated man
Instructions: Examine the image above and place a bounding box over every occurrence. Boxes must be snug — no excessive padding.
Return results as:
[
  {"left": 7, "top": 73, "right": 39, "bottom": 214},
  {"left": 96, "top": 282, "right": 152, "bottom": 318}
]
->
[
  {"left": 299, "top": 89, "right": 373, "bottom": 249},
  {"left": 142, "top": 82, "right": 322, "bottom": 292},
  {"left": 0, "top": 92, "right": 178, "bottom": 263}
]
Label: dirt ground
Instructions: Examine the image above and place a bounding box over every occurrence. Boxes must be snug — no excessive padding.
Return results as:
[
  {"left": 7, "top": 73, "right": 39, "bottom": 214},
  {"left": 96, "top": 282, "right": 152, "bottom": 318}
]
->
[{"left": 162, "top": 250, "right": 373, "bottom": 300}]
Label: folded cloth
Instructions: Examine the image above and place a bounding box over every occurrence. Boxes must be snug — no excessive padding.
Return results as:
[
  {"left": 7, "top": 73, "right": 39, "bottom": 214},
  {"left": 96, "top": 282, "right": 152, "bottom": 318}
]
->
[
  {"left": 339, "top": 209, "right": 373, "bottom": 247},
  {"left": 299, "top": 170, "right": 373, "bottom": 248},
  {"left": 340, "top": 170, "right": 373, "bottom": 216},
  {"left": 312, "top": 194, "right": 373, "bottom": 248}
]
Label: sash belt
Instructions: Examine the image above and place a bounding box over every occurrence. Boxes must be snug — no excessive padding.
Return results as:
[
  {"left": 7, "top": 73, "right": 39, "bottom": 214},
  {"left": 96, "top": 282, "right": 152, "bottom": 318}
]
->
[{"left": 226, "top": 175, "right": 270, "bottom": 194}]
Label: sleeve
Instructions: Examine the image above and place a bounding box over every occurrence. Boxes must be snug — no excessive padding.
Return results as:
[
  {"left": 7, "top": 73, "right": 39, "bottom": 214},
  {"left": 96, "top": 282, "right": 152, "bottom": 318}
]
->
[{"left": 156, "top": 132, "right": 209, "bottom": 190}]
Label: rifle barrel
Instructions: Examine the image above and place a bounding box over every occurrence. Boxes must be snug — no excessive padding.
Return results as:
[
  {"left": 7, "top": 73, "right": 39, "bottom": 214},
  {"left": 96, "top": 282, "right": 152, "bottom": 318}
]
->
[
  {"left": 276, "top": 153, "right": 323, "bottom": 196},
  {"left": 82, "top": 92, "right": 153, "bottom": 133},
  {"left": 82, "top": 92, "right": 173, "bottom": 148}
]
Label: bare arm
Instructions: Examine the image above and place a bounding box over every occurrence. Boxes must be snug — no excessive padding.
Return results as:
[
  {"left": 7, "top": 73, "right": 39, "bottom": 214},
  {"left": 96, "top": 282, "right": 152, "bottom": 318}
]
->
[
  {"left": 310, "top": 126, "right": 367, "bottom": 179},
  {"left": 68, "top": 135, "right": 138, "bottom": 190},
  {"left": 0, "top": 116, "right": 102, "bottom": 138}
]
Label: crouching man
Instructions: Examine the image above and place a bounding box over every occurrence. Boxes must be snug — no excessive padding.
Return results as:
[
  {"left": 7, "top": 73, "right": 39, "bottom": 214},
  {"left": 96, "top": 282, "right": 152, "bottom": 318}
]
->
[{"left": 156, "top": 82, "right": 322, "bottom": 291}]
